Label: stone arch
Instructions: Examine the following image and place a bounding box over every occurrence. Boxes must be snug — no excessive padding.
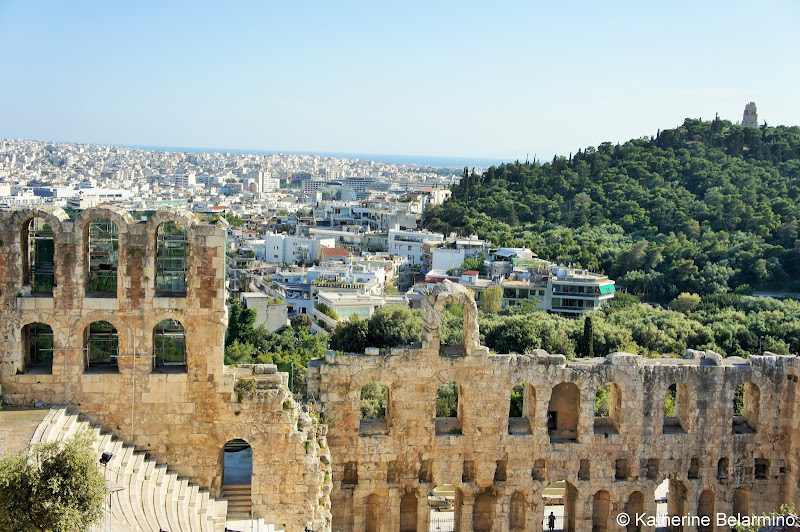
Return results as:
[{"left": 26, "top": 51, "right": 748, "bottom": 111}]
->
[
  {"left": 732, "top": 488, "right": 749, "bottom": 518},
  {"left": 21, "top": 322, "right": 54, "bottom": 373},
  {"left": 623, "top": 491, "right": 644, "bottom": 532},
  {"left": 473, "top": 489, "right": 495, "bottom": 532},
  {"left": 19, "top": 215, "right": 57, "bottom": 293},
  {"left": 83, "top": 320, "right": 119, "bottom": 371},
  {"left": 144, "top": 208, "right": 199, "bottom": 236},
  {"left": 73, "top": 206, "right": 134, "bottom": 238},
  {"left": 594, "top": 381, "right": 622, "bottom": 435},
  {"left": 222, "top": 438, "right": 253, "bottom": 485},
  {"left": 427, "top": 484, "right": 461, "bottom": 532},
  {"left": 542, "top": 479, "right": 577, "bottom": 532},
  {"left": 697, "top": 490, "right": 715, "bottom": 532},
  {"left": 592, "top": 490, "right": 611, "bottom": 532},
  {"left": 153, "top": 318, "right": 187, "bottom": 367},
  {"left": 399, "top": 490, "right": 417, "bottom": 532},
  {"left": 509, "top": 491, "right": 526, "bottom": 532},
  {"left": 509, "top": 382, "right": 534, "bottom": 435},
  {"left": 74, "top": 208, "right": 132, "bottom": 297},
  {"left": 548, "top": 382, "right": 580, "bottom": 442},
  {"left": 422, "top": 280, "right": 480, "bottom": 355},
  {"left": 733, "top": 382, "right": 760, "bottom": 433},
  {"left": 149, "top": 212, "right": 196, "bottom": 296},
  {"left": 717, "top": 457, "right": 729, "bottom": 480}
]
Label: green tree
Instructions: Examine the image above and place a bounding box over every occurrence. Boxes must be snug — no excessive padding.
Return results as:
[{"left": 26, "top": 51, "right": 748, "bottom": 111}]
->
[
  {"left": 594, "top": 382, "right": 611, "bottom": 417},
  {"left": 0, "top": 431, "right": 107, "bottom": 532},
  {"left": 670, "top": 292, "right": 702, "bottom": 313},
  {"left": 227, "top": 302, "right": 256, "bottom": 346},
  {"left": 290, "top": 313, "right": 313, "bottom": 329},
  {"left": 436, "top": 382, "right": 459, "bottom": 417},
  {"left": 581, "top": 315, "right": 595, "bottom": 358},
  {"left": 329, "top": 316, "right": 370, "bottom": 353},
  {"left": 367, "top": 305, "right": 423, "bottom": 348},
  {"left": 360, "top": 382, "right": 387, "bottom": 419},
  {"left": 225, "top": 339, "right": 257, "bottom": 365},
  {"left": 480, "top": 284, "right": 503, "bottom": 313},
  {"left": 223, "top": 212, "right": 243, "bottom": 227}
]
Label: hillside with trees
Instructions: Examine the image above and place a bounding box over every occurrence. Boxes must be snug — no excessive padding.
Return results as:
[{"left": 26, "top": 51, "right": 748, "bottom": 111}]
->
[{"left": 423, "top": 118, "right": 800, "bottom": 300}]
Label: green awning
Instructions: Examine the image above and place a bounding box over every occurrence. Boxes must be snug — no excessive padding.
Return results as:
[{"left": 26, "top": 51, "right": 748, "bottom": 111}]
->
[{"left": 600, "top": 285, "right": 616, "bottom": 295}]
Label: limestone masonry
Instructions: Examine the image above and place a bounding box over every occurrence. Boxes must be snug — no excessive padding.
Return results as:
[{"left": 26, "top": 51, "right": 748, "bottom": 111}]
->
[{"left": 2, "top": 207, "right": 799, "bottom": 531}]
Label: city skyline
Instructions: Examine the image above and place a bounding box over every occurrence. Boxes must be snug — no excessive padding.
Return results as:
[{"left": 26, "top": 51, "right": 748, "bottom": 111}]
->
[{"left": 1, "top": 1, "right": 799, "bottom": 161}]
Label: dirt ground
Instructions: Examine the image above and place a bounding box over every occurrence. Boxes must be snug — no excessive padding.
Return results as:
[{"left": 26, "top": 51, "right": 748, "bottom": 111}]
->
[{"left": 0, "top": 407, "right": 49, "bottom": 456}]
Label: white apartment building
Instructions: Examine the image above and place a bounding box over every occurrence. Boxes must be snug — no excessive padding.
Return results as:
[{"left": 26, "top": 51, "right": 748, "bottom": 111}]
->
[
  {"left": 253, "top": 234, "right": 336, "bottom": 264},
  {"left": 388, "top": 226, "right": 444, "bottom": 267}
]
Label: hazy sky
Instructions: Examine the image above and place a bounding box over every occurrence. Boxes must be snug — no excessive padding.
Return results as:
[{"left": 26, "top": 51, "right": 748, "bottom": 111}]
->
[{"left": 1, "top": 1, "right": 798, "bottom": 161}]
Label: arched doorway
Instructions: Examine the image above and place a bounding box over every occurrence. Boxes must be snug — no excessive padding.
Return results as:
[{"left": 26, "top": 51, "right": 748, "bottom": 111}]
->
[
  {"left": 543, "top": 480, "right": 577, "bottom": 532},
  {"left": 428, "top": 484, "right": 459, "bottom": 531},
  {"left": 223, "top": 439, "right": 252, "bottom": 516}
]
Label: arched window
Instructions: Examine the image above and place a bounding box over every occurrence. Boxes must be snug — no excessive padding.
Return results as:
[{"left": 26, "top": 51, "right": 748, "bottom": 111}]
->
[
  {"left": 24, "top": 217, "right": 55, "bottom": 294},
  {"left": 23, "top": 323, "right": 53, "bottom": 372},
  {"left": 548, "top": 382, "right": 580, "bottom": 442},
  {"left": 359, "top": 382, "right": 388, "bottom": 434},
  {"left": 594, "top": 382, "right": 621, "bottom": 435},
  {"left": 156, "top": 221, "right": 188, "bottom": 296},
  {"left": 435, "top": 382, "right": 461, "bottom": 435},
  {"left": 154, "top": 319, "right": 186, "bottom": 367},
  {"left": 84, "top": 321, "right": 118, "bottom": 370},
  {"left": 86, "top": 218, "right": 118, "bottom": 296},
  {"left": 717, "top": 458, "right": 729, "bottom": 480}
]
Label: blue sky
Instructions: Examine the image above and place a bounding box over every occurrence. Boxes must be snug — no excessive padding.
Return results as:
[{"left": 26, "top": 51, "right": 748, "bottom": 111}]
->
[{"left": 1, "top": 1, "right": 798, "bottom": 161}]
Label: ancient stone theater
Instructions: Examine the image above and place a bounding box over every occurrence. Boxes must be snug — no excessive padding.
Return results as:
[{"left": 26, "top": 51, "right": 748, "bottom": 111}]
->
[{"left": 1, "top": 206, "right": 798, "bottom": 532}]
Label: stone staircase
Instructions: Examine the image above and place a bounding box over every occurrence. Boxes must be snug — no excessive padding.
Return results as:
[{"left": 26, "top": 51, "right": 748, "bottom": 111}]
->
[
  {"left": 31, "top": 407, "right": 283, "bottom": 532},
  {"left": 222, "top": 484, "right": 252, "bottom": 516}
]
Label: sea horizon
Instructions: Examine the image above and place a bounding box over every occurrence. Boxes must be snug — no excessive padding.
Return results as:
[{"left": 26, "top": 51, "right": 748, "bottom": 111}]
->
[{"left": 123, "top": 144, "right": 512, "bottom": 169}]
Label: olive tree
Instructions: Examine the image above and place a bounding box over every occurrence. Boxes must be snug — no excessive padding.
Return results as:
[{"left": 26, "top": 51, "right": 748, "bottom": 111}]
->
[{"left": 0, "top": 430, "right": 107, "bottom": 531}]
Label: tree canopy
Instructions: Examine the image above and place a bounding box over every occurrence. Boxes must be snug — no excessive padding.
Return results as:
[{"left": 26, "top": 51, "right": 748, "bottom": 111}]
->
[
  {"left": 424, "top": 119, "right": 800, "bottom": 300},
  {"left": 0, "top": 431, "right": 107, "bottom": 532}
]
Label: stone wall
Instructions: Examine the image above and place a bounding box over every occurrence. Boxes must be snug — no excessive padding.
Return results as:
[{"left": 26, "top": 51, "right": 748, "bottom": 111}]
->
[
  {"left": 0, "top": 207, "right": 330, "bottom": 532},
  {"left": 313, "top": 281, "right": 800, "bottom": 532}
]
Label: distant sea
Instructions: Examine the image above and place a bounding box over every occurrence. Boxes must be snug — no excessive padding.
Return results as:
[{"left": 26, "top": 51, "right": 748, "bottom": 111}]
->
[{"left": 125, "top": 145, "right": 509, "bottom": 169}]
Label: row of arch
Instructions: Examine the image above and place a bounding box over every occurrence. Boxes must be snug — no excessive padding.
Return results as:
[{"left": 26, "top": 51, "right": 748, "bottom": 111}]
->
[
  {"left": 20, "top": 215, "right": 188, "bottom": 297},
  {"left": 21, "top": 318, "right": 186, "bottom": 372},
  {"left": 357, "top": 380, "right": 762, "bottom": 437},
  {"left": 359, "top": 482, "right": 754, "bottom": 531}
]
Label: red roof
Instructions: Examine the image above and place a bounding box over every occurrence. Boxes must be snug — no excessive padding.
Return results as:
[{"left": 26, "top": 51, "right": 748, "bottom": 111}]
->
[
  {"left": 464, "top": 270, "right": 479, "bottom": 275},
  {"left": 321, "top": 247, "right": 352, "bottom": 259}
]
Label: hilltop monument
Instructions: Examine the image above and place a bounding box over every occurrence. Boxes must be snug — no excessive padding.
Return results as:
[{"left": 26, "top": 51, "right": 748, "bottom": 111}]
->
[{"left": 742, "top": 101, "right": 759, "bottom": 127}]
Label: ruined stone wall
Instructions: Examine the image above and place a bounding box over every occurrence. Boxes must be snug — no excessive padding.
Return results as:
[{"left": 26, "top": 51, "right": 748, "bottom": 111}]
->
[
  {"left": 314, "top": 281, "right": 799, "bottom": 532},
  {"left": 0, "top": 207, "right": 330, "bottom": 532}
]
